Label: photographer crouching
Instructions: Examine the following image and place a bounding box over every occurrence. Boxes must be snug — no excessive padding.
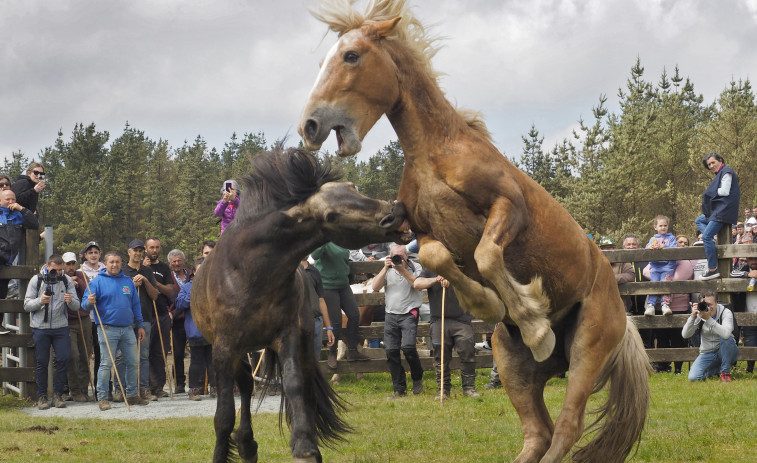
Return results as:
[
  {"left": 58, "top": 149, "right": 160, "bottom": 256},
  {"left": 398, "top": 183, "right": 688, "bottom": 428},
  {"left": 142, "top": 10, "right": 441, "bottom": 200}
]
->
[{"left": 682, "top": 290, "right": 738, "bottom": 382}]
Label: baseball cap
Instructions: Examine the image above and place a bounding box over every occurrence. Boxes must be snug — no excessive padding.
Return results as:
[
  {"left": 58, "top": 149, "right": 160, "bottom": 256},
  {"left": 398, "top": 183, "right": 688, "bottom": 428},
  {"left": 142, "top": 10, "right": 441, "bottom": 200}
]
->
[
  {"left": 62, "top": 252, "right": 78, "bottom": 263},
  {"left": 84, "top": 241, "right": 100, "bottom": 252},
  {"left": 128, "top": 239, "right": 145, "bottom": 250}
]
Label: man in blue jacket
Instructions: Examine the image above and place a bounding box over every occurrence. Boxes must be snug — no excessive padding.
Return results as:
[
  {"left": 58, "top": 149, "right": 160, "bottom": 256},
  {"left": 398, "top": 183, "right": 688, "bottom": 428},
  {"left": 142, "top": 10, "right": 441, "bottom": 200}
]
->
[{"left": 82, "top": 251, "right": 148, "bottom": 410}]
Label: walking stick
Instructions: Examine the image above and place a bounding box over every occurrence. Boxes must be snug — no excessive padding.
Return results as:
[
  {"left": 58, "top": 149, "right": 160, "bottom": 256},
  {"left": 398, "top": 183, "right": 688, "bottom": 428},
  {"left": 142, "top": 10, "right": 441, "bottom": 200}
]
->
[
  {"left": 76, "top": 310, "right": 96, "bottom": 398},
  {"left": 152, "top": 300, "right": 174, "bottom": 399},
  {"left": 170, "top": 327, "right": 178, "bottom": 392},
  {"left": 237, "top": 349, "right": 266, "bottom": 416},
  {"left": 137, "top": 337, "right": 141, "bottom": 397},
  {"left": 83, "top": 276, "right": 131, "bottom": 412},
  {"left": 440, "top": 285, "right": 446, "bottom": 407}
]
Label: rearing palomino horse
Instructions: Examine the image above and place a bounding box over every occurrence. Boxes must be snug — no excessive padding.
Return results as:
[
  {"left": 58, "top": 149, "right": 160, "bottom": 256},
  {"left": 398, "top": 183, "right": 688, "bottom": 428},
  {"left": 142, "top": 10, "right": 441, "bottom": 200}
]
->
[
  {"left": 191, "top": 146, "right": 409, "bottom": 463},
  {"left": 298, "top": 1, "right": 651, "bottom": 462}
]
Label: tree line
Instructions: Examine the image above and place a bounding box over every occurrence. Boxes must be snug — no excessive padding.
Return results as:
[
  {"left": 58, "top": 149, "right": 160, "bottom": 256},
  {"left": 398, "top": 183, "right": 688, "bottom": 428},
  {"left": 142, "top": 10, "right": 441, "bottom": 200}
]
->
[{"left": 3, "top": 59, "right": 755, "bottom": 259}]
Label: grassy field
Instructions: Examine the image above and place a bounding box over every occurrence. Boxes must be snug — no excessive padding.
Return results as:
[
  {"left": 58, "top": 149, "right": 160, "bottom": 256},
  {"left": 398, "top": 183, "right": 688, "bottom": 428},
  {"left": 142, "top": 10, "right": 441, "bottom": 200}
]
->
[{"left": 1, "top": 364, "right": 755, "bottom": 462}]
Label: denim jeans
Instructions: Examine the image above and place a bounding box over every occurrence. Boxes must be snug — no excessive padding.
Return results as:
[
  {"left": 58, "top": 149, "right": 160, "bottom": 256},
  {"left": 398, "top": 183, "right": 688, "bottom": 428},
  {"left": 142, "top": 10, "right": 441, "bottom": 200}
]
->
[
  {"left": 695, "top": 214, "right": 724, "bottom": 270},
  {"left": 115, "top": 323, "right": 151, "bottom": 393},
  {"left": 97, "top": 324, "right": 139, "bottom": 400},
  {"left": 32, "top": 327, "right": 71, "bottom": 398},
  {"left": 688, "top": 335, "right": 738, "bottom": 381}
]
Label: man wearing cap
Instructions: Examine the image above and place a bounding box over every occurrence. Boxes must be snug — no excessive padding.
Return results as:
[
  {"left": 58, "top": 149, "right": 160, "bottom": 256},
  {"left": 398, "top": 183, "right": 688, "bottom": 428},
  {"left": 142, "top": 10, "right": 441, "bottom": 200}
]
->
[
  {"left": 80, "top": 241, "right": 105, "bottom": 281},
  {"left": 82, "top": 251, "right": 148, "bottom": 409},
  {"left": 117, "top": 239, "right": 159, "bottom": 401},
  {"left": 599, "top": 237, "right": 634, "bottom": 314},
  {"left": 62, "top": 252, "right": 91, "bottom": 402}
]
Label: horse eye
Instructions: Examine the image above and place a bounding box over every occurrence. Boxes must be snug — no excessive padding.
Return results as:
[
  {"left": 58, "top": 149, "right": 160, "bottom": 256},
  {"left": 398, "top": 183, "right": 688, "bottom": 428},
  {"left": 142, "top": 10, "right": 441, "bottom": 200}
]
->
[
  {"left": 343, "top": 51, "right": 359, "bottom": 64},
  {"left": 325, "top": 212, "right": 340, "bottom": 223}
]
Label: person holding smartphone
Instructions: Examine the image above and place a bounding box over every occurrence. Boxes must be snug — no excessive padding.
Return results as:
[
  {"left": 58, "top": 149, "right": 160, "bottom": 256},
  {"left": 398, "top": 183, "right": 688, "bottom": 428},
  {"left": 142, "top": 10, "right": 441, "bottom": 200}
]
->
[{"left": 213, "top": 180, "right": 240, "bottom": 234}]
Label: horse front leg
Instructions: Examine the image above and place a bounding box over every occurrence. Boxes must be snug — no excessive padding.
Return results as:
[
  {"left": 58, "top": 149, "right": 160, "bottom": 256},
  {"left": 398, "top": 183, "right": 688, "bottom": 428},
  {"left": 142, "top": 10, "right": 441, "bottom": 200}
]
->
[
  {"left": 417, "top": 236, "right": 505, "bottom": 323},
  {"left": 212, "top": 345, "right": 239, "bottom": 463},
  {"left": 474, "top": 199, "right": 555, "bottom": 361},
  {"left": 233, "top": 356, "right": 258, "bottom": 463},
  {"left": 279, "top": 332, "right": 321, "bottom": 463}
]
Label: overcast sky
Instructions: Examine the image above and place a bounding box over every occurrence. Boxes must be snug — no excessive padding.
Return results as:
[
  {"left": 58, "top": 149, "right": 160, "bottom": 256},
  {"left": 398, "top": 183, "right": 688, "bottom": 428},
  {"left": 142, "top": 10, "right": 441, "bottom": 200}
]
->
[{"left": 2, "top": 0, "right": 756, "bottom": 165}]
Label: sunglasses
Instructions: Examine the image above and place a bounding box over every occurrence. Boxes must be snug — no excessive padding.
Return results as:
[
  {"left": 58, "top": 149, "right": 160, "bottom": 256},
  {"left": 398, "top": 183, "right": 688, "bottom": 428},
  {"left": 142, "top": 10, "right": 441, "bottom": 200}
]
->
[
  {"left": 31, "top": 170, "right": 45, "bottom": 176},
  {"left": 0, "top": 182, "right": 9, "bottom": 187}
]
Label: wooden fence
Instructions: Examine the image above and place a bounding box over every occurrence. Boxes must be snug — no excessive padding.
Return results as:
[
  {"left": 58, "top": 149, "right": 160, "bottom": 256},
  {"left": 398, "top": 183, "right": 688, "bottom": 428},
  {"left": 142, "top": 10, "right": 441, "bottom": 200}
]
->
[
  {"left": 322, "top": 231, "right": 757, "bottom": 374},
  {"left": 0, "top": 230, "right": 41, "bottom": 398}
]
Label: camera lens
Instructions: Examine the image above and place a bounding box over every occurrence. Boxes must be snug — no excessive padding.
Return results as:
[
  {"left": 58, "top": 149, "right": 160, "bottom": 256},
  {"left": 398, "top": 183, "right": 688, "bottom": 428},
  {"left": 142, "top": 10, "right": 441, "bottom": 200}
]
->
[{"left": 391, "top": 254, "right": 403, "bottom": 266}]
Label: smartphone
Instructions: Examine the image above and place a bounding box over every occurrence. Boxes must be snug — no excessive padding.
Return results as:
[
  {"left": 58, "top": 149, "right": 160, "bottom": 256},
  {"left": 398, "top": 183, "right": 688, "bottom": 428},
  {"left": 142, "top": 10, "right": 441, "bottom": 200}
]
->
[{"left": 225, "top": 182, "right": 232, "bottom": 192}]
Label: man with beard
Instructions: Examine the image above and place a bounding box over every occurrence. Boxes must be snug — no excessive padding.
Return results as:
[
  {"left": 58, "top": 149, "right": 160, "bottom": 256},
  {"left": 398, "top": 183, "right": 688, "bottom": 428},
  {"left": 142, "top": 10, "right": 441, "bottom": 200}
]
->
[{"left": 143, "top": 237, "right": 175, "bottom": 397}]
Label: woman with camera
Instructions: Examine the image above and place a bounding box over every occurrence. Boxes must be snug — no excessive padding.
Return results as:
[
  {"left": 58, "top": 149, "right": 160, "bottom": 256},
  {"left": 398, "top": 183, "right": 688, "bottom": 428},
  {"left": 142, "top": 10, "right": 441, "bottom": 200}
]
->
[{"left": 213, "top": 179, "right": 240, "bottom": 234}]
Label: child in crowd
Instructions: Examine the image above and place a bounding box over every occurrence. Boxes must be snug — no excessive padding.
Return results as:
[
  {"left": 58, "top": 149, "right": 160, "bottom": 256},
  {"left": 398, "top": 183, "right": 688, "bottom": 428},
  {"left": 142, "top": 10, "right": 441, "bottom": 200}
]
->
[{"left": 645, "top": 214, "right": 677, "bottom": 316}]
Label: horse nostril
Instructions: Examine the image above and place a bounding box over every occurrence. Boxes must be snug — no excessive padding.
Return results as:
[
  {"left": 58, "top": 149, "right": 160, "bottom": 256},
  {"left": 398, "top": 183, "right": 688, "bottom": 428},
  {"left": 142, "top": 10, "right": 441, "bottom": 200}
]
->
[
  {"left": 305, "top": 119, "right": 319, "bottom": 141},
  {"left": 379, "top": 214, "right": 395, "bottom": 229}
]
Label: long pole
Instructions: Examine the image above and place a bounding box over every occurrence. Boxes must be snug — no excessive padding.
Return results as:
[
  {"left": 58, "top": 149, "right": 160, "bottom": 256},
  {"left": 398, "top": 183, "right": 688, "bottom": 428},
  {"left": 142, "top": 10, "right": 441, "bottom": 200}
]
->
[
  {"left": 75, "top": 311, "right": 95, "bottom": 398},
  {"left": 152, "top": 300, "right": 174, "bottom": 400},
  {"left": 82, "top": 276, "right": 131, "bottom": 412},
  {"left": 440, "top": 286, "right": 446, "bottom": 407},
  {"left": 237, "top": 349, "right": 266, "bottom": 416},
  {"left": 137, "top": 337, "right": 141, "bottom": 397},
  {"left": 170, "top": 327, "right": 178, "bottom": 392}
]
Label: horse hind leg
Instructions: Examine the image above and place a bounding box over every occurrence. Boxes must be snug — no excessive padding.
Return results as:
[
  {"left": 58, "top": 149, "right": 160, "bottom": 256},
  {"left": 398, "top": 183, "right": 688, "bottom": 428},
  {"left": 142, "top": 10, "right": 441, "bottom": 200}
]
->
[
  {"left": 492, "top": 323, "right": 557, "bottom": 463},
  {"left": 212, "top": 347, "right": 241, "bottom": 463},
  {"left": 475, "top": 237, "right": 555, "bottom": 362},
  {"left": 233, "top": 357, "right": 258, "bottom": 463},
  {"left": 417, "top": 238, "right": 505, "bottom": 323}
]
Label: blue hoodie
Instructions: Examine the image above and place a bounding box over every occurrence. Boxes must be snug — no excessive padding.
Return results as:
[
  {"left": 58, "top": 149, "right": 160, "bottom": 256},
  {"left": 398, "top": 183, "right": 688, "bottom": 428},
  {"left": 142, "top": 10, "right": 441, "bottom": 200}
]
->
[
  {"left": 82, "top": 268, "right": 143, "bottom": 328},
  {"left": 173, "top": 280, "right": 207, "bottom": 341}
]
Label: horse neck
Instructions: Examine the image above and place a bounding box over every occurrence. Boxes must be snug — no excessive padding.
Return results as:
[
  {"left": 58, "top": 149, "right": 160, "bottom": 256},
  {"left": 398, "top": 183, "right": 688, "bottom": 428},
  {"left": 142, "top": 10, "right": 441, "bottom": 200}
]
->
[{"left": 385, "top": 50, "right": 467, "bottom": 164}]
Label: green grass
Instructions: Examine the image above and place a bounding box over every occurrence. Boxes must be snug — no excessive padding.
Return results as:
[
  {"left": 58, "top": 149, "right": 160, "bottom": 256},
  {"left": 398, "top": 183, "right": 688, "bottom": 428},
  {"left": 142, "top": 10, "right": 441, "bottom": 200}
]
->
[{"left": 1, "top": 364, "right": 756, "bottom": 462}]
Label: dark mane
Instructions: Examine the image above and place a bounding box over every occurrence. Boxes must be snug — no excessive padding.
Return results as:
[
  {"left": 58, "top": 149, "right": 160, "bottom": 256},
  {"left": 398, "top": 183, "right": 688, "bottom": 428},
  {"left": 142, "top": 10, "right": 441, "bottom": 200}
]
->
[{"left": 235, "top": 146, "right": 341, "bottom": 221}]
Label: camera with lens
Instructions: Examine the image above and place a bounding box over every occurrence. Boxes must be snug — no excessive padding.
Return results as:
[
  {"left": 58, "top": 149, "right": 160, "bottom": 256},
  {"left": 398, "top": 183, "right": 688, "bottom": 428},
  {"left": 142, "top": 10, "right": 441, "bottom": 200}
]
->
[
  {"left": 390, "top": 254, "right": 404, "bottom": 266},
  {"left": 697, "top": 301, "right": 709, "bottom": 313},
  {"left": 43, "top": 268, "right": 59, "bottom": 295}
]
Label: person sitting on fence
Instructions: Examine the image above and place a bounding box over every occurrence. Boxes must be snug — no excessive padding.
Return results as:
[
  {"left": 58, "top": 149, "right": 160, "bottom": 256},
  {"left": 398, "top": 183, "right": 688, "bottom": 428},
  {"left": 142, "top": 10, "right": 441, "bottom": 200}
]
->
[
  {"left": 414, "top": 270, "right": 479, "bottom": 399},
  {"left": 644, "top": 215, "right": 677, "bottom": 316},
  {"left": 682, "top": 290, "right": 738, "bottom": 382},
  {"left": 696, "top": 152, "right": 740, "bottom": 281},
  {"left": 24, "top": 254, "right": 80, "bottom": 410},
  {"left": 174, "top": 256, "right": 215, "bottom": 401},
  {"left": 371, "top": 244, "right": 424, "bottom": 398},
  {"left": 82, "top": 251, "right": 149, "bottom": 410}
]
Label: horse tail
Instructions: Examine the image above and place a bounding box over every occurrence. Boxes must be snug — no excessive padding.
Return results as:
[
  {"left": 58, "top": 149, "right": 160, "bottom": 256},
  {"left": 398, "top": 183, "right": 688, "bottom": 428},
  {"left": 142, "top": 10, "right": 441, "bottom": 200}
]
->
[
  {"left": 261, "top": 347, "right": 352, "bottom": 447},
  {"left": 573, "top": 318, "right": 652, "bottom": 463}
]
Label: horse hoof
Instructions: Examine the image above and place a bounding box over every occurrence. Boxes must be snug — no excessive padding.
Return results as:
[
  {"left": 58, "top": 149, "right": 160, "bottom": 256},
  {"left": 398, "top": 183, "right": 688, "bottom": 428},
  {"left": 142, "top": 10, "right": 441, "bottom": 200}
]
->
[
  {"left": 529, "top": 328, "right": 556, "bottom": 362},
  {"left": 293, "top": 457, "right": 318, "bottom": 463}
]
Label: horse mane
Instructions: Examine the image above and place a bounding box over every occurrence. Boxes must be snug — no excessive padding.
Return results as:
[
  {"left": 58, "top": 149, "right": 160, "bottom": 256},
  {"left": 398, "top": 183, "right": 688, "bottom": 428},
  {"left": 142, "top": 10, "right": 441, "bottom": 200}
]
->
[
  {"left": 310, "top": 0, "right": 493, "bottom": 143},
  {"left": 235, "top": 144, "right": 341, "bottom": 220}
]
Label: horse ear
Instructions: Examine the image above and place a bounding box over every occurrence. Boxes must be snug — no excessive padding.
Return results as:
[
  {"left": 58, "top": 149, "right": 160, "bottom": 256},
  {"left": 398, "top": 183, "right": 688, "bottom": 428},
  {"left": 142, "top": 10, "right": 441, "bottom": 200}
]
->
[
  {"left": 371, "top": 16, "right": 402, "bottom": 39},
  {"left": 283, "top": 205, "right": 305, "bottom": 223}
]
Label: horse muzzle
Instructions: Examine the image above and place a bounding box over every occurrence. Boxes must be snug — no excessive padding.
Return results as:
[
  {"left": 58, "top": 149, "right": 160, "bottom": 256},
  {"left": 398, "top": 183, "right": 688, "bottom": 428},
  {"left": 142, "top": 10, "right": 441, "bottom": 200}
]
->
[
  {"left": 299, "top": 107, "right": 362, "bottom": 156},
  {"left": 379, "top": 201, "right": 413, "bottom": 242}
]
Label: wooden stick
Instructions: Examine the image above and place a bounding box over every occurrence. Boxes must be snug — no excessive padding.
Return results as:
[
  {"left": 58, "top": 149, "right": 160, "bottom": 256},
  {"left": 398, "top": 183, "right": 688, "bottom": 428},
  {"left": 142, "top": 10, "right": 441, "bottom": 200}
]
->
[
  {"left": 82, "top": 275, "right": 131, "bottom": 411},
  {"left": 152, "top": 299, "right": 174, "bottom": 400},
  {"left": 75, "top": 310, "right": 95, "bottom": 398},
  {"left": 137, "top": 337, "right": 141, "bottom": 397},
  {"left": 170, "top": 327, "right": 178, "bottom": 392},
  {"left": 237, "top": 349, "right": 266, "bottom": 416},
  {"left": 440, "top": 285, "right": 446, "bottom": 407}
]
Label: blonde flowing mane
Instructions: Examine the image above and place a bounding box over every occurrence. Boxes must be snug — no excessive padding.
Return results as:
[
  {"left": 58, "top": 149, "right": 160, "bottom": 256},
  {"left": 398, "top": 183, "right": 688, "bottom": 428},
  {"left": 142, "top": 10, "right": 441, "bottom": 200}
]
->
[{"left": 309, "top": 0, "right": 492, "bottom": 140}]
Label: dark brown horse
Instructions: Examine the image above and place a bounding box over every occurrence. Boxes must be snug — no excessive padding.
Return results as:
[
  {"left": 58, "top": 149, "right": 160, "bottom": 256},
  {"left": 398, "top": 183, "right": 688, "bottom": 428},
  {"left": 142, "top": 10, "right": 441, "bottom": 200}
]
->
[
  {"left": 298, "top": 1, "right": 651, "bottom": 462},
  {"left": 191, "top": 146, "right": 409, "bottom": 463}
]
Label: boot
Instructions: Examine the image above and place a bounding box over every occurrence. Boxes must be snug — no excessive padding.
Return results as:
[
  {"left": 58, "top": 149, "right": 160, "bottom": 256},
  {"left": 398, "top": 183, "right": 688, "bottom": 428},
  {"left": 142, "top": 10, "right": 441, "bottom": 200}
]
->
[
  {"left": 461, "top": 365, "right": 480, "bottom": 398},
  {"left": 52, "top": 394, "right": 67, "bottom": 408},
  {"left": 188, "top": 388, "right": 202, "bottom": 401},
  {"left": 37, "top": 396, "right": 50, "bottom": 410},
  {"left": 112, "top": 390, "right": 124, "bottom": 402},
  {"left": 98, "top": 400, "right": 111, "bottom": 411},
  {"left": 142, "top": 389, "right": 157, "bottom": 401},
  {"left": 126, "top": 395, "right": 150, "bottom": 406},
  {"left": 344, "top": 348, "right": 370, "bottom": 361}
]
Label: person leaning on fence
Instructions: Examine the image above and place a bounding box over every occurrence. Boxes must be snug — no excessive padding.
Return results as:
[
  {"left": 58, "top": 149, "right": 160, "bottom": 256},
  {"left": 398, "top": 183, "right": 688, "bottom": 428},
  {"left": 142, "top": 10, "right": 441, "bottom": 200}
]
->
[
  {"left": 24, "top": 254, "right": 80, "bottom": 410},
  {"left": 82, "top": 251, "right": 149, "bottom": 410},
  {"left": 414, "top": 270, "right": 479, "bottom": 399},
  {"left": 696, "top": 152, "right": 740, "bottom": 281},
  {"left": 174, "top": 256, "right": 215, "bottom": 401},
  {"left": 372, "top": 244, "right": 425, "bottom": 398},
  {"left": 682, "top": 290, "right": 738, "bottom": 382},
  {"left": 0, "top": 189, "right": 40, "bottom": 300}
]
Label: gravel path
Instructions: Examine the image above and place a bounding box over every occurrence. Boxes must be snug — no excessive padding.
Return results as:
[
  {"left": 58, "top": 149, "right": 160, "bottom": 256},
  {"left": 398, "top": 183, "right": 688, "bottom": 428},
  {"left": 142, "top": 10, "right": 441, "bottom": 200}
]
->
[{"left": 22, "top": 391, "right": 282, "bottom": 420}]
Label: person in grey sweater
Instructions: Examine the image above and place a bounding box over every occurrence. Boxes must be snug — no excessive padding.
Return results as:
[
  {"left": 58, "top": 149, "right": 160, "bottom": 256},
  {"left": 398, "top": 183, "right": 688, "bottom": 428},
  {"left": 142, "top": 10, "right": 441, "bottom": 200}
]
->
[
  {"left": 682, "top": 290, "right": 738, "bottom": 382},
  {"left": 24, "top": 254, "right": 81, "bottom": 409}
]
